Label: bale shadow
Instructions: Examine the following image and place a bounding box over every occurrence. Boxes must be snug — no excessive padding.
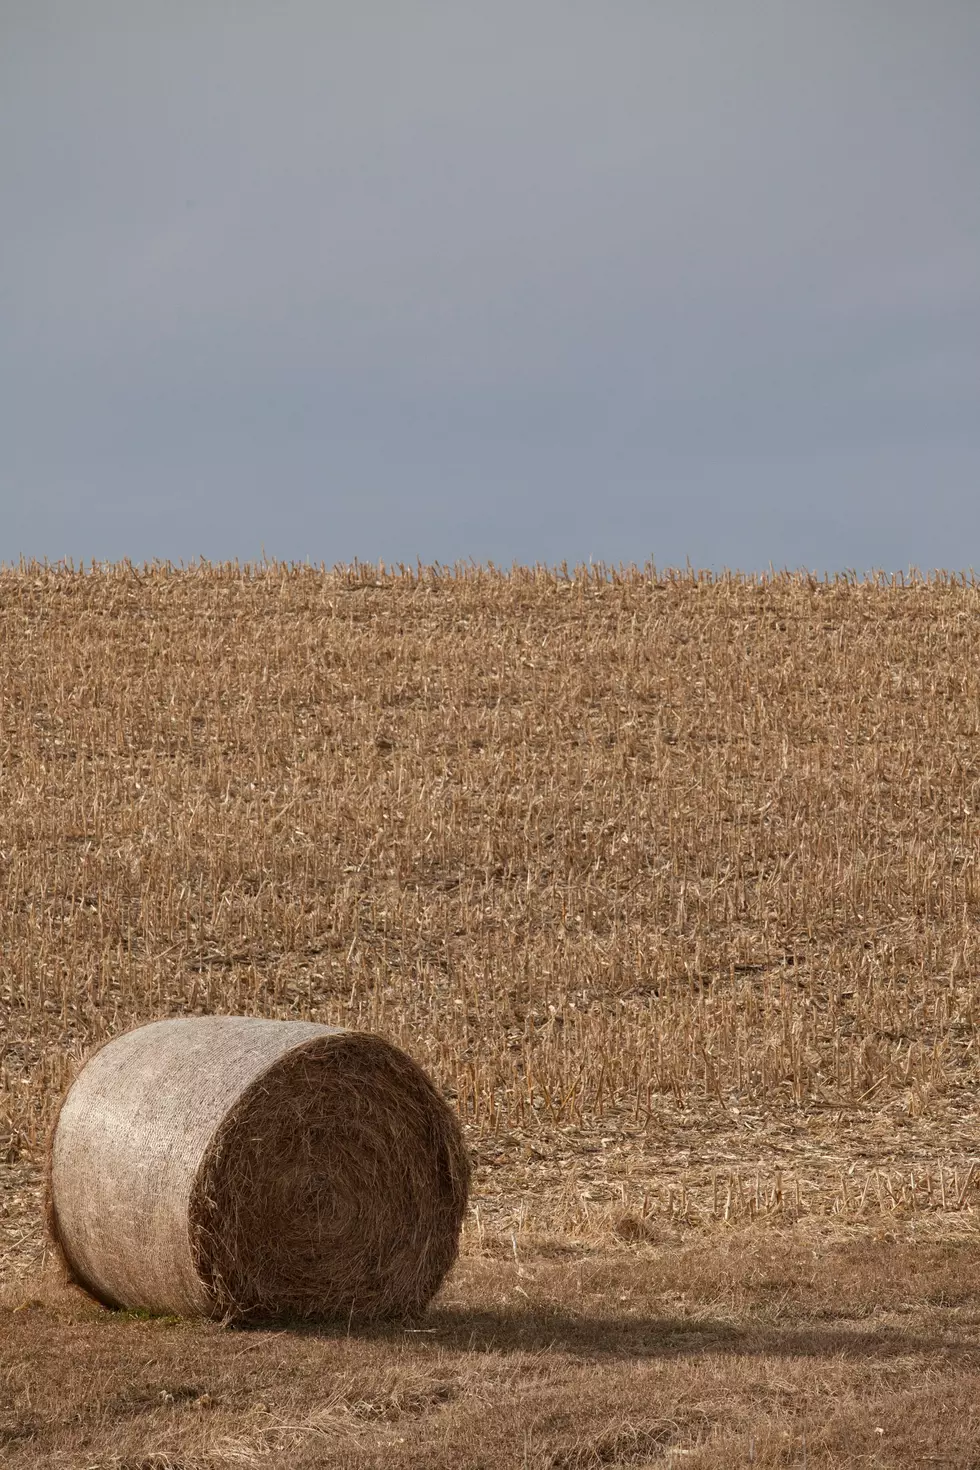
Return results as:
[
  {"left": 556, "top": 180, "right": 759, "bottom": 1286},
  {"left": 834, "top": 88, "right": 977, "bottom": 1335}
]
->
[{"left": 285, "top": 1304, "right": 977, "bottom": 1365}]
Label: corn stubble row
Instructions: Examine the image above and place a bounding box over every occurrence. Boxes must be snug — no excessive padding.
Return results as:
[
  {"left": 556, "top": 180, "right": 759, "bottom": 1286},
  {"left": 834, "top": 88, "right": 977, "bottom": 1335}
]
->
[{"left": 1, "top": 561, "right": 978, "bottom": 1197}]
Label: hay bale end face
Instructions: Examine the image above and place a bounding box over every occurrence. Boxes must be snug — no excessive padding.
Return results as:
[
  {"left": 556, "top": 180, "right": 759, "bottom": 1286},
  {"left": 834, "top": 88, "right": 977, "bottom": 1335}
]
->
[{"left": 46, "top": 1017, "right": 471, "bottom": 1323}]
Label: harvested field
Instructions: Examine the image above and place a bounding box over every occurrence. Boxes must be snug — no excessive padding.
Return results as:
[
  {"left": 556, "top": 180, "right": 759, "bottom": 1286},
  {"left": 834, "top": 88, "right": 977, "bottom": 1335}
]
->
[{"left": 2, "top": 559, "right": 979, "bottom": 1465}]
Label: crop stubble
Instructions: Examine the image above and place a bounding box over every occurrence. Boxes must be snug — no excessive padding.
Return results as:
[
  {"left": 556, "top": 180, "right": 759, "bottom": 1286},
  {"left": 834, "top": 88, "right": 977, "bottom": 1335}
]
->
[{"left": 1, "top": 560, "right": 979, "bottom": 1238}]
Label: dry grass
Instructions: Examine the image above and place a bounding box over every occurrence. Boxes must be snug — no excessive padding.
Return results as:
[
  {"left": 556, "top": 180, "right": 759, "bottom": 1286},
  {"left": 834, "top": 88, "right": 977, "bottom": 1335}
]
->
[
  {"left": 2, "top": 559, "right": 980, "bottom": 1464},
  {"left": 4, "top": 1225, "right": 980, "bottom": 1467}
]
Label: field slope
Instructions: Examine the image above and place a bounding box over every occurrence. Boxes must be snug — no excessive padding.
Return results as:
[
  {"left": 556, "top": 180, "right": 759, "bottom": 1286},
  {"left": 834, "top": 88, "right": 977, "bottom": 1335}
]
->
[{"left": 2, "top": 561, "right": 979, "bottom": 1466}]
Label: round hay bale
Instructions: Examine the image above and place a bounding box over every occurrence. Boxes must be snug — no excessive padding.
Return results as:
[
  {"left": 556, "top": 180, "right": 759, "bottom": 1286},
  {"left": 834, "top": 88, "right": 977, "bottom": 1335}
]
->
[{"left": 46, "top": 1016, "right": 471, "bottom": 1323}]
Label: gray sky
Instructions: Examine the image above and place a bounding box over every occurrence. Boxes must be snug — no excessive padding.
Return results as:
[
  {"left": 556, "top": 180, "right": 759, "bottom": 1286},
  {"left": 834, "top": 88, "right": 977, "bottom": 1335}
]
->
[{"left": 3, "top": 2, "right": 979, "bottom": 573}]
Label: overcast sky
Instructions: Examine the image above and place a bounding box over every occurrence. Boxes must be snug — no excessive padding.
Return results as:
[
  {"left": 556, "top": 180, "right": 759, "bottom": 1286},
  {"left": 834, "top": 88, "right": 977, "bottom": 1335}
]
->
[{"left": 3, "top": 2, "right": 979, "bottom": 573}]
